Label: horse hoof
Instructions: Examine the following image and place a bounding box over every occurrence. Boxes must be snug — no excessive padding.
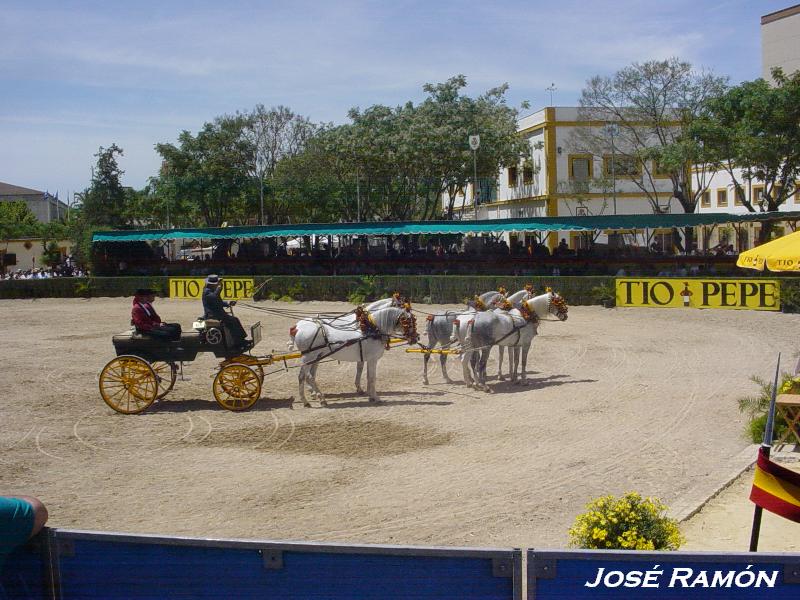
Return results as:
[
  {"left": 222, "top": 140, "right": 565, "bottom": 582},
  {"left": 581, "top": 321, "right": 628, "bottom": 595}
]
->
[
  {"left": 320, "top": 400, "right": 328, "bottom": 407},
  {"left": 422, "top": 380, "right": 429, "bottom": 386},
  {"left": 356, "top": 388, "right": 365, "bottom": 395},
  {"left": 303, "top": 402, "right": 311, "bottom": 408},
  {"left": 369, "top": 397, "right": 381, "bottom": 403}
]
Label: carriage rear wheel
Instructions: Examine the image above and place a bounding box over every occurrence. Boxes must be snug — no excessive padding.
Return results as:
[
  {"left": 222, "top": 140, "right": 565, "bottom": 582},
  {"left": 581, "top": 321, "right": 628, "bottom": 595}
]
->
[
  {"left": 213, "top": 364, "right": 261, "bottom": 411},
  {"left": 151, "top": 361, "right": 177, "bottom": 399},
  {"left": 99, "top": 355, "right": 159, "bottom": 414}
]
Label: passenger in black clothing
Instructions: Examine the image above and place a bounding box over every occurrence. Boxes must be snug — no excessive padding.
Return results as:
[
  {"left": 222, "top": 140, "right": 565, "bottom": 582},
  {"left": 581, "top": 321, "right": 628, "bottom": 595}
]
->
[{"left": 201, "top": 275, "right": 247, "bottom": 347}]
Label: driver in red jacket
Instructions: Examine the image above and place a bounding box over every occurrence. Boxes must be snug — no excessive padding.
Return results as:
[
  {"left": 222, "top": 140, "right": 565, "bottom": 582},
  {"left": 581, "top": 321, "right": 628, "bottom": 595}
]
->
[{"left": 131, "top": 288, "right": 181, "bottom": 340}]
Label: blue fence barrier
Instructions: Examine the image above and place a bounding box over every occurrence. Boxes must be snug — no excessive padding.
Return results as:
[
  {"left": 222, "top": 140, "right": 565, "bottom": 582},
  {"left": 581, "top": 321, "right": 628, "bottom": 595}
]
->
[
  {"left": 528, "top": 549, "right": 800, "bottom": 599},
  {"left": 8, "top": 531, "right": 800, "bottom": 599},
  {"left": 3, "top": 528, "right": 522, "bottom": 599}
]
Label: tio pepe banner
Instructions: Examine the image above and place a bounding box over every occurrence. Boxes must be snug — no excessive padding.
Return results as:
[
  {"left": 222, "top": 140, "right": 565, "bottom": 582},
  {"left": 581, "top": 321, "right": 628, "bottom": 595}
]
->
[
  {"left": 169, "top": 278, "right": 254, "bottom": 300},
  {"left": 616, "top": 278, "right": 780, "bottom": 311}
]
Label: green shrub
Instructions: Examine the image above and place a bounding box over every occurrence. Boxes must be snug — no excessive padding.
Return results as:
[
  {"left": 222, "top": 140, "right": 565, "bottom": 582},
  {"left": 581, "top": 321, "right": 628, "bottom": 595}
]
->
[
  {"left": 347, "top": 276, "right": 377, "bottom": 305},
  {"left": 278, "top": 295, "right": 294, "bottom": 303},
  {"left": 569, "top": 492, "right": 684, "bottom": 551},
  {"left": 738, "top": 374, "right": 792, "bottom": 443},
  {"left": 74, "top": 279, "right": 93, "bottom": 298},
  {"left": 590, "top": 283, "right": 616, "bottom": 307},
  {"left": 780, "top": 280, "right": 800, "bottom": 313}
]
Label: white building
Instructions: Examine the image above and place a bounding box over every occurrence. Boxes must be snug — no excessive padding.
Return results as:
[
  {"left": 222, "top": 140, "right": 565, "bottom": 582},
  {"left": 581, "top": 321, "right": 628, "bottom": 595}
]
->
[
  {"left": 762, "top": 4, "right": 800, "bottom": 78},
  {"left": 447, "top": 107, "right": 681, "bottom": 251},
  {"left": 694, "top": 4, "right": 800, "bottom": 250}
]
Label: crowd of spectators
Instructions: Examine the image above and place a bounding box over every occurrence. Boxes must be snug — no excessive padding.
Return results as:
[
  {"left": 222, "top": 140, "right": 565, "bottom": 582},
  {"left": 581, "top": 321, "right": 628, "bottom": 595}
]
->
[
  {"left": 89, "top": 235, "right": 745, "bottom": 278},
  {"left": 1, "top": 263, "right": 88, "bottom": 281}
]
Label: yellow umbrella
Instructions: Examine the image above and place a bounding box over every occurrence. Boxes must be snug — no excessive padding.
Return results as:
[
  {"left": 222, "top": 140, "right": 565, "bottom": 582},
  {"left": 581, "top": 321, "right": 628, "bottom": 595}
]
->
[{"left": 737, "top": 229, "right": 800, "bottom": 272}]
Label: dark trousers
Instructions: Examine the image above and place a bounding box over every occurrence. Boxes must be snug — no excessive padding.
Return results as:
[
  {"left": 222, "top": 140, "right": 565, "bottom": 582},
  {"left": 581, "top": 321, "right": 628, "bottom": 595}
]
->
[
  {"left": 221, "top": 315, "right": 247, "bottom": 345},
  {"left": 143, "top": 323, "right": 182, "bottom": 341}
]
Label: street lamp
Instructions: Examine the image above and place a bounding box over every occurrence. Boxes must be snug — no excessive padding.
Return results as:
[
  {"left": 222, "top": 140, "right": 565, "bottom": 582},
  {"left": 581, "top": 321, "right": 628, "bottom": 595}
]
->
[
  {"left": 604, "top": 123, "right": 619, "bottom": 215},
  {"left": 468, "top": 135, "right": 481, "bottom": 220}
]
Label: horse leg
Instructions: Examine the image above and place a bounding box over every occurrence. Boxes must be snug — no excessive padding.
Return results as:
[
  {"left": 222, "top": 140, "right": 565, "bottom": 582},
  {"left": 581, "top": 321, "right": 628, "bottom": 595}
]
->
[
  {"left": 422, "top": 352, "right": 430, "bottom": 385},
  {"left": 297, "top": 364, "right": 310, "bottom": 407},
  {"left": 511, "top": 347, "right": 521, "bottom": 384},
  {"left": 479, "top": 348, "right": 493, "bottom": 393},
  {"left": 520, "top": 345, "right": 531, "bottom": 385},
  {"left": 460, "top": 349, "right": 475, "bottom": 388},
  {"left": 439, "top": 352, "right": 453, "bottom": 383},
  {"left": 355, "top": 361, "right": 365, "bottom": 394},
  {"left": 498, "top": 346, "right": 506, "bottom": 380},
  {"left": 367, "top": 359, "right": 380, "bottom": 402},
  {"left": 305, "top": 363, "right": 326, "bottom": 405}
]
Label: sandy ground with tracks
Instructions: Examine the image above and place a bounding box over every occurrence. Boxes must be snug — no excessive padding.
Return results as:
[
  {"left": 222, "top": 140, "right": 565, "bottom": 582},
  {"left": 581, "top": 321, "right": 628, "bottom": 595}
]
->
[{"left": 1, "top": 297, "right": 799, "bottom": 551}]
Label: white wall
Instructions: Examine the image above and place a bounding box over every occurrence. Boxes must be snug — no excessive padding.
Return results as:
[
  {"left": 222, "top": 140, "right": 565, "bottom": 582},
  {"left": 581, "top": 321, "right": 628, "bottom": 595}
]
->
[
  {"left": 762, "top": 7, "right": 800, "bottom": 78},
  {"left": 1, "top": 238, "right": 73, "bottom": 273}
]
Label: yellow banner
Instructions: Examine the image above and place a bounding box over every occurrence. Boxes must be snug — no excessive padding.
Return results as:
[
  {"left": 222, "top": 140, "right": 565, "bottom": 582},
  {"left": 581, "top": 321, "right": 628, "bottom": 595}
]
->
[
  {"left": 616, "top": 278, "right": 780, "bottom": 311},
  {"left": 169, "top": 278, "right": 255, "bottom": 300}
]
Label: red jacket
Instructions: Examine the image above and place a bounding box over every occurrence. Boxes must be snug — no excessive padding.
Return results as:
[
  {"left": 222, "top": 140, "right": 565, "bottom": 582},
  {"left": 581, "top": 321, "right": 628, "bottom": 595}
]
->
[{"left": 131, "top": 298, "right": 162, "bottom": 332}]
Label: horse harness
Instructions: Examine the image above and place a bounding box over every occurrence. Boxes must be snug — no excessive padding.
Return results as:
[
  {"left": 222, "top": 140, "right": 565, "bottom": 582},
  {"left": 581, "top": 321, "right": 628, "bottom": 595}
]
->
[{"left": 299, "top": 307, "right": 411, "bottom": 365}]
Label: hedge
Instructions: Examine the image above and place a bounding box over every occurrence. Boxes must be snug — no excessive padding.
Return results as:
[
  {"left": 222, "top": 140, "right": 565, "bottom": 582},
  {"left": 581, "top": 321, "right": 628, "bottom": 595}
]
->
[{"left": 2, "top": 276, "right": 800, "bottom": 310}]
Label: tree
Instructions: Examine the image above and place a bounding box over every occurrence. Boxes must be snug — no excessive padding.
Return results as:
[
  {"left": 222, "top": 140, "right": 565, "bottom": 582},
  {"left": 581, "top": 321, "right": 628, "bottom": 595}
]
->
[
  {"left": 691, "top": 68, "right": 800, "bottom": 242},
  {"left": 275, "top": 75, "right": 525, "bottom": 223},
  {"left": 0, "top": 201, "right": 40, "bottom": 270},
  {"left": 80, "top": 144, "right": 130, "bottom": 228},
  {"left": 571, "top": 58, "right": 728, "bottom": 249},
  {"left": 242, "top": 105, "right": 318, "bottom": 225},
  {"left": 155, "top": 116, "right": 255, "bottom": 227}
]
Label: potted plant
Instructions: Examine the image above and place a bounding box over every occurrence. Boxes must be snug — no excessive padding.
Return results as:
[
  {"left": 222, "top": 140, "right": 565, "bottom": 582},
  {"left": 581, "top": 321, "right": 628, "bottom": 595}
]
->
[{"left": 591, "top": 283, "right": 616, "bottom": 308}]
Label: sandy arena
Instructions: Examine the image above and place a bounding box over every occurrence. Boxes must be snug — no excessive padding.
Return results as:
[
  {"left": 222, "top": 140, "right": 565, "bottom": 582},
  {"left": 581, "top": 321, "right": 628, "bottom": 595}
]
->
[{"left": 1, "top": 297, "right": 798, "bottom": 550}]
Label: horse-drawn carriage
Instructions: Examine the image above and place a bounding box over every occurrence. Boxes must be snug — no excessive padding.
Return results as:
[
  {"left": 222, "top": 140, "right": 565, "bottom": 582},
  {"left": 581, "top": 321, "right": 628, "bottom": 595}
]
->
[
  {"left": 98, "top": 307, "right": 294, "bottom": 414},
  {"left": 98, "top": 288, "right": 568, "bottom": 414}
]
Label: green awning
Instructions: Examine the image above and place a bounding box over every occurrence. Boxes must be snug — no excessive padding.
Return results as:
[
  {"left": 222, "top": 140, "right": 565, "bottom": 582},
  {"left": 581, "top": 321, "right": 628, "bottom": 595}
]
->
[{"left": 92, "top": 211, "right": 800, "bottom": 243}]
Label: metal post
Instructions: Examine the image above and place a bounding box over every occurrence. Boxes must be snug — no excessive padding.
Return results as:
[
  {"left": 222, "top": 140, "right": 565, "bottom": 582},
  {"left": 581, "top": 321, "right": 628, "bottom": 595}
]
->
[
  {"left": 611, "top": 134, "right": 617, "bottom": 215},
  {"left": 356, "top": 166, "right": 361, "bottom": 222},
  {"left": 472, "top": 149, "right": 478, "bottom": 221},
  {"left": 259, "top": 177, "right": 264, "bottom": 226},
  {"left": 605, "top": 123, "right": 619, "bottom": 215},
  {"left": 749, "top": 353, "right": 782, "bottom": 552}
]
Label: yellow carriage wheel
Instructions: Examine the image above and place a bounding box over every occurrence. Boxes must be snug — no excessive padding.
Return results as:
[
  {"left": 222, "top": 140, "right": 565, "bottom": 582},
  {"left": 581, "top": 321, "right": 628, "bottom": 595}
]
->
[
  {"left": 222, "top": 355, "right": 264, "bottom": 382},
  {"left": 99, "top": 355, "right": 158, "bottom": 414},
  {"left": 151, "top": 361, "right": 177, "bottom": 399},
  {"left": 213, "top": 364, "right": 262, "bottom": 411}
]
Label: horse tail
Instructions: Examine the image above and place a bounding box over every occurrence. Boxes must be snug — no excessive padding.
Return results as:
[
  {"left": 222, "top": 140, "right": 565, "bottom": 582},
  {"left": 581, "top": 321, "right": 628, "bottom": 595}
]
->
[
  {"left": 425, "top": 314, "right": 435, "bottom": 345},
  {"left": 463, "top": 318, "right": 475, "bottom": 347},
  {"left": 450, "top": 319, "right": 460, "bottom": 344}
]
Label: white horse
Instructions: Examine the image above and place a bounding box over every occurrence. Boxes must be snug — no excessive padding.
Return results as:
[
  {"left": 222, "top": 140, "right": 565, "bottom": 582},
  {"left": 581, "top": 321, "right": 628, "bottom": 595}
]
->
[
  {"left": 420, "top": 290, "right": 508, "bottom": 385},
  {"left": 496, "top": 288, "right": 536, "bottom": 379},
  {"left": 452, "top": 290, "right": 569, "bottom": 391},
  {"left": 364, "top": 292, "right": 405, "bottom": 312},
  {"left": 290, "top": 305, "right": 418, "bottom": 406},
  {"left": 463, "top": 307, "right": 539, "bottom": 391}
]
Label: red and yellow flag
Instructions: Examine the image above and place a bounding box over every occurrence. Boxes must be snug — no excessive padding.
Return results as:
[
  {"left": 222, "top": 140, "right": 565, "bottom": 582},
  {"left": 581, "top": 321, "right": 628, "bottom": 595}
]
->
[{"left": 750, "top": 447, "right": 800, "bottom": 522}]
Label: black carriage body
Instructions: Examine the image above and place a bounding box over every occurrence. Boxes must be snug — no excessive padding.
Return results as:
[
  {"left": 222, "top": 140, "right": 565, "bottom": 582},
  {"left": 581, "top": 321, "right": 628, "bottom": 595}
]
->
[
  {"left": 112, "top": 331, "right": 204, "bottom": 362},
  {"left": 111, "top": 321, "right": 262, "bottom": 363}
]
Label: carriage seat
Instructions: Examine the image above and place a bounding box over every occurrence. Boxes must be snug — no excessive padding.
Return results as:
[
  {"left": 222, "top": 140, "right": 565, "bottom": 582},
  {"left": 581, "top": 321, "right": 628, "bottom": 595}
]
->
[{"left": 193, "top": 318, "right": 222, "bottom": 331}]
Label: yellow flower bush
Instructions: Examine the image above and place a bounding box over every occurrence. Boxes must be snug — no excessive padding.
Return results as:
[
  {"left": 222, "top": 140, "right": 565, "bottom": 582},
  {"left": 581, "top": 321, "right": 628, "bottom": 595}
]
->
[
  {"left": 568, "top": 492, "right": 684, "bottom": 551},
  {"left": 779, "top": 376, "right": 800, "bottom": 395}
]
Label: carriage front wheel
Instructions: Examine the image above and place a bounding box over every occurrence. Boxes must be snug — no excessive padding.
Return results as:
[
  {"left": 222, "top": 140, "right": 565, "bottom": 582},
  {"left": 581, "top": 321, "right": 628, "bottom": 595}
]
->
[
  {"left": 99, "top": 355, "right": 159, "bottom": 414},
  {"left": 213, "top": 364, "right": 261, "bottom": 411}
]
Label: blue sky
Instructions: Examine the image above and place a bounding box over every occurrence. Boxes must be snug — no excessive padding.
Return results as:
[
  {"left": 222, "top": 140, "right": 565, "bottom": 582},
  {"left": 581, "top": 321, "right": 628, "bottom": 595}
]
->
[{"left": 0, "top": 0, "right": 792, "bottom": 197}]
